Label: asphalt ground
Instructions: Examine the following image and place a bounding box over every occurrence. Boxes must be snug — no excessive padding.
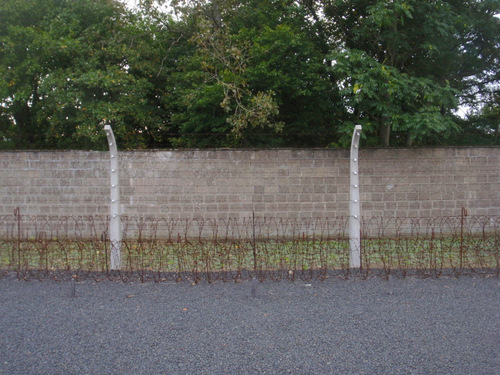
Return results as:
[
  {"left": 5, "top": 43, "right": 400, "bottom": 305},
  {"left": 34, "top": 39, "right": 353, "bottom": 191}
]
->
[{"left": 0, "top": 274, "right": 499, "bottom": 375}]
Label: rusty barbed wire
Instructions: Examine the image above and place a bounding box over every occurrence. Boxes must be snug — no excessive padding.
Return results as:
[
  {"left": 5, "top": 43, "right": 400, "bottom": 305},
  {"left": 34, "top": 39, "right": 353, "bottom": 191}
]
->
[{"left": 0, "top": 213, "right": 498, "bottom": 282}]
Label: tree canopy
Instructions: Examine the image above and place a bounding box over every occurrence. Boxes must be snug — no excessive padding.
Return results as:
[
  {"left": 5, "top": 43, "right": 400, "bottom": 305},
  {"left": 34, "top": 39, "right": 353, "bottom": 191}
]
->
[{"left": 1, "top": 0, "right": 498, "bottom": 149}]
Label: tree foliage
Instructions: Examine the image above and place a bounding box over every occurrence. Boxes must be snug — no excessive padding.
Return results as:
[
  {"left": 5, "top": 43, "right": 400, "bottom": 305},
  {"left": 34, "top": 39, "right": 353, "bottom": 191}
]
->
[
  {"left": 1, "top": 0, "right": 498, "bottom": 149},
  {"left": 319, "top": 0, "right": 499, "bottom": 146}
]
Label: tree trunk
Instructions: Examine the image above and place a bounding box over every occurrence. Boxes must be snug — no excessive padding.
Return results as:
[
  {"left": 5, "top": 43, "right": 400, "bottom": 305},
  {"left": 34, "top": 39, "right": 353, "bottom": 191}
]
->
[
  {"left": 494, "top": 116, "right": 499, "bottom": 144},
  {"left": 406, "top": 132, "right": 413, "bottom": 147},
  {"left": 210, "top": 1, "right": 222, "bottom": 28},
  {"left": 379, "top": 119, "right": 391, "bottom": 147},
  {"left": 13, "top": 102, "right": 33, "bottom": 148}
]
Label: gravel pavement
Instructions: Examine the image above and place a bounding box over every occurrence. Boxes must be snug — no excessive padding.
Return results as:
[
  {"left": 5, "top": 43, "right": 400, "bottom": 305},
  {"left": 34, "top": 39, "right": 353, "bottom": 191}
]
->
[{"left": 0, "top": 274, "right": 499, "bottom": 375}]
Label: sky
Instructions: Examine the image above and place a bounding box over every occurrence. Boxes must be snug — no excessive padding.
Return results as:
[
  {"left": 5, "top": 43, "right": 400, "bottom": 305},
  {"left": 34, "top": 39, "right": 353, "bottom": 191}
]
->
[
  {"left": 120, "top": 0, "right": 175, "bottom": 16},
  {"left": 121, "top": 0, "right": 139, "bottom": 9}
]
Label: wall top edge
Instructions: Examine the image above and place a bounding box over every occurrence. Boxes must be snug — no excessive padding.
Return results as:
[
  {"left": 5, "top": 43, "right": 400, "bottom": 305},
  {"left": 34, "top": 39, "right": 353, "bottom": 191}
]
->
[{"left": 0, "top": 145, "right": 499, "bottom": 153}]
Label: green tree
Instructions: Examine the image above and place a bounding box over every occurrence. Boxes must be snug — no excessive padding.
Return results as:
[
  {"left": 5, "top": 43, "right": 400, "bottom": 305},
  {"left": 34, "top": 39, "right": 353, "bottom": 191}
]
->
[
  {"left": 316, "top": 0, "right": 499, "bottom": 146},
  {"left": 236, "top": 2, "right": 339, "bottom": 147},
  {"left": 163, "top": 0, "right": 284, "bottom": 147},
  {"left": 2, "top": 0, "right": 497, "bottom": 149},
  {"left": 329, "top": 48, "right": 458, "bottom": 146},
  {"left": 163, "top": 0, "right": 338, "bottom": 147},
  {"left": 0, "top": 0, "right": 170, "bottom": 149}
]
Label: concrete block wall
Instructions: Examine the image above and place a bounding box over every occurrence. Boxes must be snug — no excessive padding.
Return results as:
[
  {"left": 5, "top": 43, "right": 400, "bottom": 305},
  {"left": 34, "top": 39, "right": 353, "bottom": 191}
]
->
[{"left": 1, "top": 147, "right": 498, "bottom": 224}]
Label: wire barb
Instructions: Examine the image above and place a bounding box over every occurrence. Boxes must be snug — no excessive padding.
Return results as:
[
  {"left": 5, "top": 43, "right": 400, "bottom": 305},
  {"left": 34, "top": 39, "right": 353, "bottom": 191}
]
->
[{"left": 0, "top": 214, "right": 498, "bottom": 282}]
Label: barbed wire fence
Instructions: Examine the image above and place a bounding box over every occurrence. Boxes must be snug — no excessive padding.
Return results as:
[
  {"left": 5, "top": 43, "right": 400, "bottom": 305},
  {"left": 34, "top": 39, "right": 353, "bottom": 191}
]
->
[{"left": 0, "top": 210, "right": 498, "bottom": 282}]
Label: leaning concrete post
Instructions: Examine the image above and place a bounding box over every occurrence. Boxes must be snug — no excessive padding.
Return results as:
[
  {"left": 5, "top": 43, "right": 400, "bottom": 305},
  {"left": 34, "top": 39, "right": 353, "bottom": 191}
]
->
[
  {"left": 349, "top": 125, "right": 362, "bottom": 269},
  {"left": 104, "top": 125, "right": 121, "bottom": 270}
]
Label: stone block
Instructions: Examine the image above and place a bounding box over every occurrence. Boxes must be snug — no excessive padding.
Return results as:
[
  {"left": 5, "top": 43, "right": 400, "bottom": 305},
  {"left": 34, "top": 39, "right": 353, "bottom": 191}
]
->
[{"left": 0, "top": 148, "right": 498, "bottom": 225}]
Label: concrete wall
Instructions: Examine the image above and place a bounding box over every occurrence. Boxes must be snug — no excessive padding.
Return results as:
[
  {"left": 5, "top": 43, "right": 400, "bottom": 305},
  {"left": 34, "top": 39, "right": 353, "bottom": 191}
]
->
[{"left": 1, "top": 148, "right": 498, "bottom": 223}]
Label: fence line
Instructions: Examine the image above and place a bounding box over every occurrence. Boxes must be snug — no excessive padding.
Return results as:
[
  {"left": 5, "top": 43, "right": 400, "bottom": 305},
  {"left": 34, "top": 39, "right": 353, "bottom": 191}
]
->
[
  {"left": 2, "top": 213, "right": 498, "bottom": 240},
  {"left": 1, "top": 213, "right": 498, "bottom": 281}
]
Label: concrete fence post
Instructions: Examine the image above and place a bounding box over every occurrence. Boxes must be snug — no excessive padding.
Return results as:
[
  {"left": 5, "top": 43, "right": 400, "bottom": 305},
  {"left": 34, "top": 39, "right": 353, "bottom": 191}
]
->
[
  {"left": 349, "top": 125, "right": 362, "bottom": 269},
  {"left": 104, "top": 125, "right": 121, "bottom": 270}
]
